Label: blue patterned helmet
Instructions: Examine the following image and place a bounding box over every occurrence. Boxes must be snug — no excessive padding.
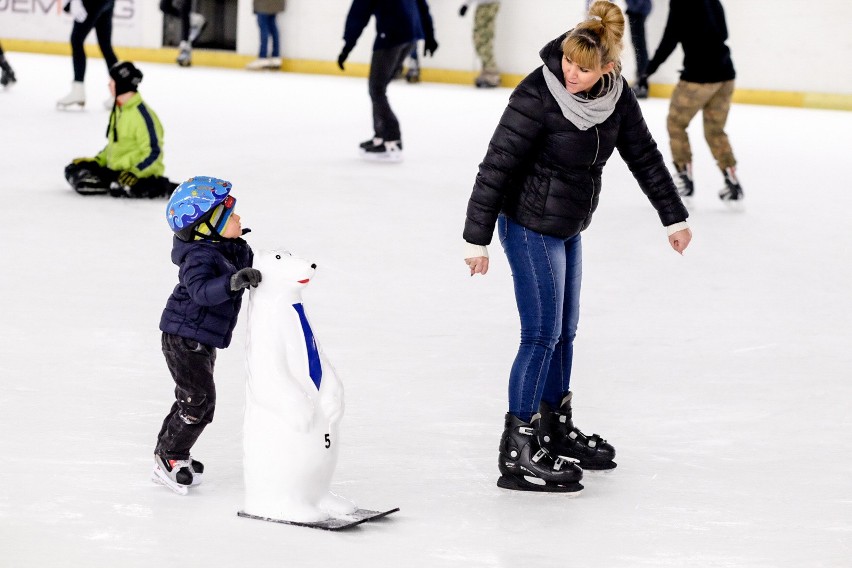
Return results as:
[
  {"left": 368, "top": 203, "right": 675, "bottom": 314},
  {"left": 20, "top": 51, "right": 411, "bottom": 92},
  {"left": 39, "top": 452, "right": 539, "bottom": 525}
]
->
[{"left": 166, "top": 176, "right": 237, "bottom": 241}]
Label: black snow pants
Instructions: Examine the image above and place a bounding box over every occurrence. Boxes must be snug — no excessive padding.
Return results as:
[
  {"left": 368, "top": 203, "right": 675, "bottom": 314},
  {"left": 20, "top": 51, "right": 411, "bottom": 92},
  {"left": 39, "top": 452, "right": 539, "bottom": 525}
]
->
[{"left": 155, "top": 332, "right": 218, "bottom": 461}]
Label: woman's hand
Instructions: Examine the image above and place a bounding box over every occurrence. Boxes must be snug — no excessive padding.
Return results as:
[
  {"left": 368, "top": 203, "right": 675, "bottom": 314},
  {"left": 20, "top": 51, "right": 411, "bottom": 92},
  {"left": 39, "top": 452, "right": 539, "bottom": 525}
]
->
[
  {"left": 669, "top": 228, "right": 692, "bottom": 255},
  {"left": 465, "top": 256, "right": 489, "bottom": 276}
]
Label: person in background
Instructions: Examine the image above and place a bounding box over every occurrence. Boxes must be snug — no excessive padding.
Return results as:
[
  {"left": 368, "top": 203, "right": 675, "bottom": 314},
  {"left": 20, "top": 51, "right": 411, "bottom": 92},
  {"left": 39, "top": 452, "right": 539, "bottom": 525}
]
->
[
  {"left": 64, "top": 62, "right": 177, "bottom": 198},
  {"left": 459, "top": 1, "right": 501, "bottom": 88},
  {"left": 462, "top": 1, "right": 691, "bottom": 493},
  {"left": 0, "top": 41, "right": 16, "bottom": 87},
  {"left": 625, "top": 0, "right": 651, "bottom": 98},
  {"left": 246, "top": 0, "right": 286, "bottom": 70},
  {"left": 337, "top": 0, "right": 437, "bottom": 162},
  {"left": 57, "top": 0, "right": 118, "bottom": 110},
  {"left": 643, "top": 0, "right": 743, "bottom": 205},
  {"left": 160, "top": 0, "right": 207, "bottom": 67}
]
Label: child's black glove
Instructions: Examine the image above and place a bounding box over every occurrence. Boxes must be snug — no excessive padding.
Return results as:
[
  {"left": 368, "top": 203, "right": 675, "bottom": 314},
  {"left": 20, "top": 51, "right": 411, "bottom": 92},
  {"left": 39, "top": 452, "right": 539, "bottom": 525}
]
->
[
  {"left": 459, "top": 5, "right": 468, "bottom": 17},
  {"left": 230, "top": 268, "right": 262, "bottom": 291}
]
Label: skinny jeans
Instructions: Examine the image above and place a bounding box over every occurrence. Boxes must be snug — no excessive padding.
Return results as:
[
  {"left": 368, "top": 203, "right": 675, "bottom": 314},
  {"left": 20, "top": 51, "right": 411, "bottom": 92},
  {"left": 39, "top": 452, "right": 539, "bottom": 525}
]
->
[
  {"left": 499, "top": 215, "right": 582, "bottom": 423},
  {"left": 70, "top": 0, "right": 117, "bottom": 82},
  {"left": 256, "top": 14, "right": 280, "bottom": 58}
]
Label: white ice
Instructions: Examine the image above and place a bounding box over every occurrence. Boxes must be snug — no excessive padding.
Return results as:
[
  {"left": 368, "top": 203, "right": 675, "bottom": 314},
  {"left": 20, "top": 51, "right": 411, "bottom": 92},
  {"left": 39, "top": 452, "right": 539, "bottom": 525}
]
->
[{"left": 1, "top": 53, "right": 851, "bottom": 567}]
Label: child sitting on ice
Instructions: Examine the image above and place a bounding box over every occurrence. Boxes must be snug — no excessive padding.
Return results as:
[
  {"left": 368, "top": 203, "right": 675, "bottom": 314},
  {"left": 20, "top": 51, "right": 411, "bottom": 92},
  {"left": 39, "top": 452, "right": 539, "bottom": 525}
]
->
[{"left": 64, "top": 61, "right": 177, "bottom": 198}]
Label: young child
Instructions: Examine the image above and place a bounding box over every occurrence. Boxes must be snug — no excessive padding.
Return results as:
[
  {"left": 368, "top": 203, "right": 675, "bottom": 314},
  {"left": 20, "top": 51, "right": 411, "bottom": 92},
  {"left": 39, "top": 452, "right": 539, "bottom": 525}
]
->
[
  {"left": 64, "top": 61, "right": 177, "bottom": 198},
  {"left": 153, "top": 176, "right": 262, "bottom": 495}
]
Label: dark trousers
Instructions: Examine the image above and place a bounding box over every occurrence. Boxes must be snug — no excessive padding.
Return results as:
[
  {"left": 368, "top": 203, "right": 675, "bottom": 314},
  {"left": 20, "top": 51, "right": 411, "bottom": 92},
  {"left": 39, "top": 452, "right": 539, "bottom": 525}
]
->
[
  {"left": 64, "top": 161, "right": 176, "bottom": 198},
  {"left": 626, "top": 11, "right": 648, "bottom": 80},
  {"left": 160, "top": 0, "right": 191, "bottom": 42},
  {"left": 155, "top": 333, "right": 218, "bottom": 461},
  {"left": 368, "top": 41, "right": 415, "bottom": 141},
  {"left": 71, "top": 1, "right": 117, "bottom": 82}
]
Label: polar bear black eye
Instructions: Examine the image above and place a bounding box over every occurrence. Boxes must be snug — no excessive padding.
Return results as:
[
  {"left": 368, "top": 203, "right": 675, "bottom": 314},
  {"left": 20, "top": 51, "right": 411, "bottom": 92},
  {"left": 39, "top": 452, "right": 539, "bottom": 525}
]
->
[{"left": 275, "top": 255, "right": 281, "bottom": 259}]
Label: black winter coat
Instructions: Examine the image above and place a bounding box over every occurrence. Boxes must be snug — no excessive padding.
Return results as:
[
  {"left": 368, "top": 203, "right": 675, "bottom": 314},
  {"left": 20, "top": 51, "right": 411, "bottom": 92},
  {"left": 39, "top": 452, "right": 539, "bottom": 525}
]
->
[
  {"left": 159, "top": 237, "right": 253, "bottom": 349},
  {"left": 463, "top": 34, "right": 687, "bottom": 246},
  {"left": 342, "top": 0, "right": 435, "bottom": 51},
  {"left": 645, "top": 0, "right": 735, "bottom": 83}
]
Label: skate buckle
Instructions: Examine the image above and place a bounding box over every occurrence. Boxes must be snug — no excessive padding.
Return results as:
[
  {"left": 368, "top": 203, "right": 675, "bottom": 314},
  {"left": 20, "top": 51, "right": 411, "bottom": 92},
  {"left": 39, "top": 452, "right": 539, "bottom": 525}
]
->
[{"left": 519, "top": 427, "right": 535, "bottom": 435}]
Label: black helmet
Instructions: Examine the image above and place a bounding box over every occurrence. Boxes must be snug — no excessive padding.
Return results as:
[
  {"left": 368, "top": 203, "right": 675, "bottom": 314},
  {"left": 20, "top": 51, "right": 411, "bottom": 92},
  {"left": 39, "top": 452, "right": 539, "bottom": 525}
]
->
[{"left": 109, "top": 61, "right": 143, "bottom": 96}]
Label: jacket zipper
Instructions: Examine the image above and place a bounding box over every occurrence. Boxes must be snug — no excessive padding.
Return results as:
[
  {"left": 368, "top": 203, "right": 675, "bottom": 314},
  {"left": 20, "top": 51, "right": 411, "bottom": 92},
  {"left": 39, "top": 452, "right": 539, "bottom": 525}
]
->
[{"left": 585, "top": 127, "right": 600, "bottom": 221}]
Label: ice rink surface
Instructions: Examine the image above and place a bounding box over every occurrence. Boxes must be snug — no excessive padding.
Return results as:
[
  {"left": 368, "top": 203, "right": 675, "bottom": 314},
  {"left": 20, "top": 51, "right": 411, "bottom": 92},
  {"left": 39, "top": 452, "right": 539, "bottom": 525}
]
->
[{"left": 1, "top": 53, "right": 851, "bottom": 567}]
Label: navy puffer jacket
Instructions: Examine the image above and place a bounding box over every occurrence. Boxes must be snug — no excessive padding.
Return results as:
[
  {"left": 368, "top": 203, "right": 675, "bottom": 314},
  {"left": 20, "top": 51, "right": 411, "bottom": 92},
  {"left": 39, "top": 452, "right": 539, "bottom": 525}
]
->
[
  {"left": 463, "top": 33, "right": 687, "bottom": 246},
  {"left": 159, "top": 237, "right": 253, "bottom": 349}
]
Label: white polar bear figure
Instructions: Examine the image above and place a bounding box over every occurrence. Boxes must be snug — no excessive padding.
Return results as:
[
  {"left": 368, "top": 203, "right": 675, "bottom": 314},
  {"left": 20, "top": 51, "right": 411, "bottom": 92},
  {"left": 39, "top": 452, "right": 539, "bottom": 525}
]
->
[{"left": 242, "top": 249, "right": 356, "bottom": 523}]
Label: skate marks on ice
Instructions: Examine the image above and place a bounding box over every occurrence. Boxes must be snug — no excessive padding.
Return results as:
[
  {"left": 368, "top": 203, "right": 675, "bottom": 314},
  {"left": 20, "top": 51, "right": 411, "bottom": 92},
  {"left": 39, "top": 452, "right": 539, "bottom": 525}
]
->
[{"left": 237, "top": 507, "right": 400, "bottom": 532}]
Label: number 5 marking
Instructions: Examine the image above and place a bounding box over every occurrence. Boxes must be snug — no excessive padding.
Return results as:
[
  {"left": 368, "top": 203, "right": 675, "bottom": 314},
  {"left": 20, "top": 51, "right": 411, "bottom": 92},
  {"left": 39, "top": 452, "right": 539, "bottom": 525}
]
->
[{"left": 325, "top": 433, "right": 331, "bottom": 448}]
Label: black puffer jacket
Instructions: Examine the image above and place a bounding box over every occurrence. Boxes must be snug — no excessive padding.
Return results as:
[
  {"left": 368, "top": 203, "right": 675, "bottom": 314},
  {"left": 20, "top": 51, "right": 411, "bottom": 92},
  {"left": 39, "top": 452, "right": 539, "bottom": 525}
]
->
[{"left": 463, "top": 34, "right": 687, "bottom": 246}]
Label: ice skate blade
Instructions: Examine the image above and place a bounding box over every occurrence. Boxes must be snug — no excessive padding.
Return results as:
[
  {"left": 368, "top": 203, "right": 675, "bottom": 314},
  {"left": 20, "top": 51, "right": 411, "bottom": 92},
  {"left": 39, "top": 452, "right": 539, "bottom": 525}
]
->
[
  {"left": 577, "top": 461, "right": 617, "bottom": 474},
  {"left": 360, "top": 151, "right": 404, "bottom": 164},
  {"left": 721, "top": 199, "right": 745, "bottom": 212},
  {"left": 151, "top": 466, "right": 189, "bottom": 496},
  {"left": 497, "top": 474, "right": 583, "bottom": 494},
  {"left": 238, "top": 507, "right": 398, "bottom": 531},
  {"left": 56, "top": 102, "right": 85, "bottom": 111}
]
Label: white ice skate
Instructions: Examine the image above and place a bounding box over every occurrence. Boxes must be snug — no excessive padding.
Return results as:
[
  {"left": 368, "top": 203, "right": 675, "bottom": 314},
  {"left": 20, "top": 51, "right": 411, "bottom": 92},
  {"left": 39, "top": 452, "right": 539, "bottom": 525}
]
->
[
  {"left": 151, "top": 455, "right": 192, "bottom": 496},
  {"left": 56, "top": 81, "right": 85, "bottom": 110}
]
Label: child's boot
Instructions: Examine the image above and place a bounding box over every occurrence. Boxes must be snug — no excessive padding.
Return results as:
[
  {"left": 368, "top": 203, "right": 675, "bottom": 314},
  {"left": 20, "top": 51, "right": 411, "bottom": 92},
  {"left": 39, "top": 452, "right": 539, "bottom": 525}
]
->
[
  {"left": 57, "top": 81, "right": 85, "bottom": 110},
  {"left": 497, "top": 413, "right": 584, "bottom": 492},
  {"left": 538, "top": 392, "right": 616, "bottom": 471}
]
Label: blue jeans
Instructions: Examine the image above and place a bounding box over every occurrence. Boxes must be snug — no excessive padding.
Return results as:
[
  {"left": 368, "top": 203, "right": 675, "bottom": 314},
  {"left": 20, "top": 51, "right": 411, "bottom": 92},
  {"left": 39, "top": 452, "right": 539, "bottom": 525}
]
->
[
  {"left": 498, "top": 215, "right": 582, "bottom": 423},
  {"left": 257, "top": 14, "right": 280, "bottom": 58}
]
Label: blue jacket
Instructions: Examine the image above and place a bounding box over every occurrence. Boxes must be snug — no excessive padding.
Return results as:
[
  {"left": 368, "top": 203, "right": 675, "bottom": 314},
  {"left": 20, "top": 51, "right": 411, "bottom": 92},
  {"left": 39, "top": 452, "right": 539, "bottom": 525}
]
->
[
  {"left": 625, "top": 0, "right": 652, "bottom": 16},
  {"left": 342, "top": 0, "right": 435, "bottom": 51},
  {"left": 159, "top": 236, "right": 253, "bottom": 349}
]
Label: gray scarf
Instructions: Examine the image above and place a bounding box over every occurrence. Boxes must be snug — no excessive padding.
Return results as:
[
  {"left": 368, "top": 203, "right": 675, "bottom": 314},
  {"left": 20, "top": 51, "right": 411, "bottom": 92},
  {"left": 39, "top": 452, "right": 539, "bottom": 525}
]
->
[{"left": 542, "top": 64, "right": 623, "bottom": 131}]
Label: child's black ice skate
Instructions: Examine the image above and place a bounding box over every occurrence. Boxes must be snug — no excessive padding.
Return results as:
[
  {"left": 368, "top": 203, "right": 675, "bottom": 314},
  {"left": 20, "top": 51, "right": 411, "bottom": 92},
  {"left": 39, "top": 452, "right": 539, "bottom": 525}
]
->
[
  {"left": 538, "top": 393, "right": 616, "bottom": 471},
  {"left": 152, "top": 454, "right": 193, "bottom": 495},
  {"left": 497, "top": 413, "right": 583, "bottom": 493}
]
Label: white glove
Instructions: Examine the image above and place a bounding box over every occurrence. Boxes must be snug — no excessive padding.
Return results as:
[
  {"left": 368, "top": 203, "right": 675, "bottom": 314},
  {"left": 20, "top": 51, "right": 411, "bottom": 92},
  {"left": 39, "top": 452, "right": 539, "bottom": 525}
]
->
[{"left": 69, "top": 0, "right": 88, "bottom": 23}]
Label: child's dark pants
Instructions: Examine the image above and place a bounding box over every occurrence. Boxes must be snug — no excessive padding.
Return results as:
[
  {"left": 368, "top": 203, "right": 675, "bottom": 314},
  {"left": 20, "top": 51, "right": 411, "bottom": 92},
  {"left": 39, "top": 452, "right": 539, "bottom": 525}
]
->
[{"left": 155, "top": 332, "right": 217, "bottom": 461}]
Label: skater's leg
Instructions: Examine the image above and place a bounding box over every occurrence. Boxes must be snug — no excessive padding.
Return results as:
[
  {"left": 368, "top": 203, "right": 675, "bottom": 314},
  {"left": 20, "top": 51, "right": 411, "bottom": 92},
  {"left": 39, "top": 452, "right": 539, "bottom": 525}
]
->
[
  {"left": 667, "top": 80, "right": 715, "bottom": 170},
  {"left": 93, "top": 1, "right": 118, "bottom": 70},
  {"left": 257, "top": 14, "right": 271, "bottom": 58},
  {"left": 368, "top": 41, "right": 415, "bottom": 142},
  {"left": 70, "top": 18, "right": 97, "bottom": 82},
  {"left": 473, "top": 3, "right": 499, "bottom": 74},
  {"left": 702, "top": 80, "right": 737, "bottom": 171},
  {"left": 540, "top": 234, "right": 582, "bottom": 408},
  {"left": 155, "top": 332, "right": 217, "bottom": 461},
  {"left": 498, "top": 215, "right": 566, "bottom": 423},
  {"left": 269, "top": 14, "right": 280, "bottom": 58}
]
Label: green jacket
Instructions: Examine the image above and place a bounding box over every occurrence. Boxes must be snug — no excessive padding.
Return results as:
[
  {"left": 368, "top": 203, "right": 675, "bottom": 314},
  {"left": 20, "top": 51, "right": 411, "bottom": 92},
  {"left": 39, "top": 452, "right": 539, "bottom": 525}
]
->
[{"left": 95, "top": 93, "right": 166, "bottom": 178}]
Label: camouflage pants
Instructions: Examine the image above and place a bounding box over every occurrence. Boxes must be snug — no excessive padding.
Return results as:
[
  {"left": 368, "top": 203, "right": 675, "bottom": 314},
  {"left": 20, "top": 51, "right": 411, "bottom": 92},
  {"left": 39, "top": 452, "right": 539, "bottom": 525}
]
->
[
  {"left": 667, "top": 80, "right": 737, "bottom": 170},
  {"left": 473, "top": 3, "right": 500, "bottom": 73}
]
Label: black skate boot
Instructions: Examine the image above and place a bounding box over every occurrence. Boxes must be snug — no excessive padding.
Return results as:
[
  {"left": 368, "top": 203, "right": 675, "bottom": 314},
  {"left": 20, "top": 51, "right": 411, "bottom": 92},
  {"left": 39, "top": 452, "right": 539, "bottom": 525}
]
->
[
  {"left": 538, "top": 392, "right": 616, "bottom": 471},
  {"left": 405, "top": 66, "right": 421, "bottom": 83},
  {"left": 497, "top": 413, "right": 583, "bottom": 493},
  {"left": 674, "top": 163, "right": 694, "bottom": 199},
  {"left": 360, "top": 139, "right": 403, "bottom": 163},
  {"left": 152, "top": 454, "right": 194, "bottom": 495},
  {"left": 0, "top": 55, "right": 16, "bottom": 87},
  {"left": 360, "top": 136, "right": 382, "bottom": 150},
  {"left": 719, "top": 166, "right": 744, "bottom": 204}
]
